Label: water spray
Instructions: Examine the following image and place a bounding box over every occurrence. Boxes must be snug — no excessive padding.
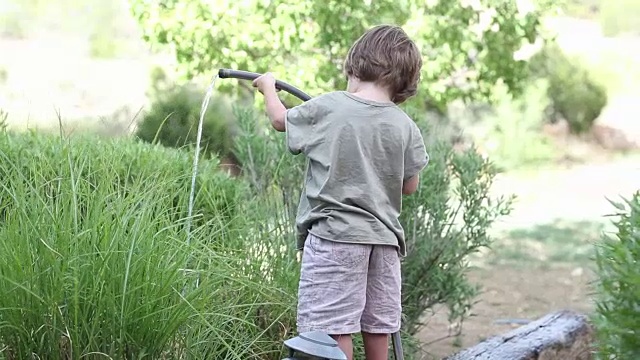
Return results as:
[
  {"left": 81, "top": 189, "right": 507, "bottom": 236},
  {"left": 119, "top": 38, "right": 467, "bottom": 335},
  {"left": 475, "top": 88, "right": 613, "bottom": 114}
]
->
[
  {"left": 185, "top": 69, "right": 311, "bottom": 245},
  {"left": 185, "top": 73, "right": 218, "bottom": 245}
]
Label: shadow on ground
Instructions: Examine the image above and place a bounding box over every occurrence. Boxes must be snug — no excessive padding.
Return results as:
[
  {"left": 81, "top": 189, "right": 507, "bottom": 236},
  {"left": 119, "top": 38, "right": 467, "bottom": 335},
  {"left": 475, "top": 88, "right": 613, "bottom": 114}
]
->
[{"left": 476, "top": 219, "right": 610, "bottom": 267}]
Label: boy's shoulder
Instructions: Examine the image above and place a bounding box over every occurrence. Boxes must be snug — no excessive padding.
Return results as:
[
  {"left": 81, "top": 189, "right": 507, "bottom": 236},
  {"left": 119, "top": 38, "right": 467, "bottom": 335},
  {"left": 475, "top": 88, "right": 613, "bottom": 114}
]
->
[
  {"left": 297, "top": 91, "right": 418, "bottom": 127},
  {"left": 313, "top": 91, "right": 408, "bottom": 114},
  {"left": 289, "top": 91, "right": 341, "bottom": 112},
  {"left": 306, "top": 91, "right": 347, "bottom": 104}
]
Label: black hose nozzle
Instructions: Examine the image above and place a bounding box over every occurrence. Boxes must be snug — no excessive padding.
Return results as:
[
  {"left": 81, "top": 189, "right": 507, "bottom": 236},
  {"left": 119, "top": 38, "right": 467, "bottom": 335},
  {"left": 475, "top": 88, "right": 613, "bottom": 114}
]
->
[{"left": 218, "top": 69, "right": 312, "bottom": 102}]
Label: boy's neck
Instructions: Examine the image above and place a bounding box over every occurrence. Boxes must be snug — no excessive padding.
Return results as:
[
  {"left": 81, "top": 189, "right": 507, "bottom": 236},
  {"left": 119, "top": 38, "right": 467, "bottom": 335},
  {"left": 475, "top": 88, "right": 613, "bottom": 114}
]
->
[{"left": 346, "top": 78, "right": 393, "bottom": 103}]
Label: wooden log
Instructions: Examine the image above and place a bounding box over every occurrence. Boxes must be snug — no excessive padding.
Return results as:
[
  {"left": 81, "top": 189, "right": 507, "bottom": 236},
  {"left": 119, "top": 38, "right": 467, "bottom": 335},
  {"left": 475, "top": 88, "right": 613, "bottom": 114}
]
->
[{"left": 444, "top": 310, "right": 594, "bottom": 360}]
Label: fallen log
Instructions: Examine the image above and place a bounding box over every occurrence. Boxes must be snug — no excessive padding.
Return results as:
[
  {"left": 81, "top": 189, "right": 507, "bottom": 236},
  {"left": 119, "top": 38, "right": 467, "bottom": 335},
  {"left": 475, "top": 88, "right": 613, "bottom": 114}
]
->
[{"left": 444, "top": 310, "right": 594, "bottom": 360}]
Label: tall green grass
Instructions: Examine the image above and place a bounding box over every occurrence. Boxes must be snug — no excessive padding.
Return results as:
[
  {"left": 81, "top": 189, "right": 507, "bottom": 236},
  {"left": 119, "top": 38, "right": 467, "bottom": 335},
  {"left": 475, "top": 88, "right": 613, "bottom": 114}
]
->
[
  {"left": 0, "top": 131, "right": 294, "bottom": 359},
  {"left": 0, "top": 103, "right": 515, "bottom": 359}
]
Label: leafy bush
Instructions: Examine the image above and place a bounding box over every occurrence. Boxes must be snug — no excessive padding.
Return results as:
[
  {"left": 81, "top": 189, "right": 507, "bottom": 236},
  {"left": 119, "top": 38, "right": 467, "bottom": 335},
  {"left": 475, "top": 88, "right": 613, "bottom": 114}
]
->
[
  {"left": 231, "top": 105, "right": 513, "bottom": 357},
  {"left": 135, "top": 77, "right": 236, "bottom": 161},
  {"left": 593, "top": 192, "right": 640, "bottom": 359},
  {"left": 452, "top": 79, "right": 557, "bottom": 170},
  {"left": 399, "top": 111, "right": 513, "bottom": 340},
  {"left": 0, "top": 131, "right": 294, "bottom": 359},
  {"left": 529, "top": 43, "right": 608, "bottom": 134}
]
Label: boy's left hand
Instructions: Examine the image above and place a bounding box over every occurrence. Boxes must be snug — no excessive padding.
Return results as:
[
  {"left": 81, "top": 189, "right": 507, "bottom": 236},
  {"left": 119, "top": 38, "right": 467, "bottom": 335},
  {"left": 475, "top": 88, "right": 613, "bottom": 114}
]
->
[{"left": 252, "top": 72, "right": 277, "bottom": 94}]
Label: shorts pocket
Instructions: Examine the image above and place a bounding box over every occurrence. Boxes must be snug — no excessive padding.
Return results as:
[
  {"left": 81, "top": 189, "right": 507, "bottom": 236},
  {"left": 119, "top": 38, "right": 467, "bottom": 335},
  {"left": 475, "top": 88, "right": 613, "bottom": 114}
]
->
[
  {"left": 309, "top": 235, "right": 368, "bottom": 268},
  {"left": 382, "top": 245, "right": 400, "bottom": 267}
]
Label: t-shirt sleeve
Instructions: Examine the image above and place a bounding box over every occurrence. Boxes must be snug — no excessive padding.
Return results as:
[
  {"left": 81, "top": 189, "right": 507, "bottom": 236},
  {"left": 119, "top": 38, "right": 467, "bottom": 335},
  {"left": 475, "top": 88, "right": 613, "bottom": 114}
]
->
[
  {"left": 284, "top": 99, "right": 320, "bottom": 155},
  {"left": 404, "top": 122, "right": 429, "bottom": 180}
]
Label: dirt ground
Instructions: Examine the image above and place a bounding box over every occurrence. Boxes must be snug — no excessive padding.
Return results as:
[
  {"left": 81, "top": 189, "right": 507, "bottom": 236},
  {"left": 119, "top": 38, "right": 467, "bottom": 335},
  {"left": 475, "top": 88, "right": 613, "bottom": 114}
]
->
[
  {"left": 416, "top": 265, "right": 595, "bottom": 359},
  {"left": 413, "top": 157, "right": 640, "bottom": 359}
]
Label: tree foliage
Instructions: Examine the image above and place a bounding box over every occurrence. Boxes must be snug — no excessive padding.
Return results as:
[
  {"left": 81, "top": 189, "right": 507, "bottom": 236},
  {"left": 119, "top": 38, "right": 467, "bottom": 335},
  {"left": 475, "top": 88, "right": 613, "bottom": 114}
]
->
[{"left": 129, "top": 0, "right": 550, "bottom": 110}]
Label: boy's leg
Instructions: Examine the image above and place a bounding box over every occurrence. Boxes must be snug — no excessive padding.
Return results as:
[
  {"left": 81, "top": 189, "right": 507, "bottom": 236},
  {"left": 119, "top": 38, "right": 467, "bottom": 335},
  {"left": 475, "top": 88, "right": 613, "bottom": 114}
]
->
[
  {"left": 331, "top": 334, "right": 354, "bottom": 360},
  {"left": 297, "top": 234, "right": 371, "bottom": 359},
  {"left": 361, "top": 244, "right": 402, "bottom": 360},
  {"left": 362, "top": 333, "right": 389, "bottom": 359}
]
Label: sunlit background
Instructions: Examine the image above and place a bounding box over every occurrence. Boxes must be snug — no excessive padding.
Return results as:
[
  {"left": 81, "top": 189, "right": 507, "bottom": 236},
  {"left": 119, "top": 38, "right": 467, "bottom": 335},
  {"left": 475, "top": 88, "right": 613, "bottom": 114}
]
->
[{"left": 1, "top": 0, "right": 639, "bottom": 359}]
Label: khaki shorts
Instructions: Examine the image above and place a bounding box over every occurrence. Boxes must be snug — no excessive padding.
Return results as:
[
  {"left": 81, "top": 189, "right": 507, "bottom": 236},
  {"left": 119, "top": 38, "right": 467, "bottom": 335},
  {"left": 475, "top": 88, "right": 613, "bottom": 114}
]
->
[{"left": 296, "top": 234, "right": 402, "bottom": 335}]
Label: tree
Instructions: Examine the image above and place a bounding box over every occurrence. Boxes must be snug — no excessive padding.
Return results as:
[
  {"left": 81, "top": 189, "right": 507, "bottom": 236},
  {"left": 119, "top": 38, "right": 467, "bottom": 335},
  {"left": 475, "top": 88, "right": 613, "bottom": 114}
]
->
[{"left": 129, "top": 0, "right": 550, "bottom": 111}]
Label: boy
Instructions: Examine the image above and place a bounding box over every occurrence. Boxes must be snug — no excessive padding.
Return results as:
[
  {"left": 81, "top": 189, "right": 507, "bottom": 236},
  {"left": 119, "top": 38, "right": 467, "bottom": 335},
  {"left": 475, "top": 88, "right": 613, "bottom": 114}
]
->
[{"left": 252, "top": 24, "right": 428, "bottom": 360}]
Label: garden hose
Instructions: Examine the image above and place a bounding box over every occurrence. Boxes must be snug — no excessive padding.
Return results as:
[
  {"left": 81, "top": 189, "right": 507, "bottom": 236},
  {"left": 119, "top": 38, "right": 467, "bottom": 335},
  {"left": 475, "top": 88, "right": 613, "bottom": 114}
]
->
[{"left": 218, "top": 69, "right": 312, "bottom": 101}]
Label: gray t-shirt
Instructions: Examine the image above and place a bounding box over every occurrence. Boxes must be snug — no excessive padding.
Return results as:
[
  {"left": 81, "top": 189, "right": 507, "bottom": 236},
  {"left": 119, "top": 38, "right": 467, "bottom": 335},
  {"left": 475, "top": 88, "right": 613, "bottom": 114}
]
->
[{"left": 285, "top": 91, "right": 429, "bottom": 257}]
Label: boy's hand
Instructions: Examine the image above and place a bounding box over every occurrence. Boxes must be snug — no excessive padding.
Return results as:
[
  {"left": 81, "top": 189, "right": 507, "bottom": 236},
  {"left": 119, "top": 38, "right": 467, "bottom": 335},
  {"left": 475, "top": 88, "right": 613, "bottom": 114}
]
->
[
  {"left": 252, "top": 72, "right": 277, "bottom": 94},
  {"left": 252, "top": 72, "right": 287, "bottom": 132}
]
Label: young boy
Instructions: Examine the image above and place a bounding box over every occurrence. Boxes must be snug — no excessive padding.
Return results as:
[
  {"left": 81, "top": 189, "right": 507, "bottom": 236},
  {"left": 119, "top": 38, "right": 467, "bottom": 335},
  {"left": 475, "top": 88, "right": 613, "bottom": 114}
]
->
[{"left": 252, "top": 24, "right": 428, "bottom": 360}]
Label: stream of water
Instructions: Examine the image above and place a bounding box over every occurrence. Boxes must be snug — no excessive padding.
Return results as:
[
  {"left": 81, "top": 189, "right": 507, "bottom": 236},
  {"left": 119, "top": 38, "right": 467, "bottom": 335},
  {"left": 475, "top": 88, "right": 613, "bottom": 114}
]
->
[{"left": 185, "top": 73, "right": 219, "bottom": 245}]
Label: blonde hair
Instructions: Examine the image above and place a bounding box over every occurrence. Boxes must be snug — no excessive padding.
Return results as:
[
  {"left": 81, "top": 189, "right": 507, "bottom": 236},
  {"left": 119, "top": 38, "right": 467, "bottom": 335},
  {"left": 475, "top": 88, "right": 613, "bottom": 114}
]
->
[{"left": 344, "top": 25, "right": 422, "bottom": 104}]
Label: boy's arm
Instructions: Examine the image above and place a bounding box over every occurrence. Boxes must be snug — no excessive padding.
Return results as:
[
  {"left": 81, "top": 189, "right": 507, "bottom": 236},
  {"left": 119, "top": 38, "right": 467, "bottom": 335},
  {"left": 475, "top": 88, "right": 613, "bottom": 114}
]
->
[
  {"left": 253, "top": 72, "right": 287, "bottom": 132},
  {"left": 402, "top": 175, "right": 420, "bottom": 195},
  {"left": 262, "top": 87, "right": 287, "bottom": 132},
  {"left": 403, "top": 123, "right": 429, "bottom": 195},
  {"left": 254, "top": 72, "right": 320, "bottom": 156}
]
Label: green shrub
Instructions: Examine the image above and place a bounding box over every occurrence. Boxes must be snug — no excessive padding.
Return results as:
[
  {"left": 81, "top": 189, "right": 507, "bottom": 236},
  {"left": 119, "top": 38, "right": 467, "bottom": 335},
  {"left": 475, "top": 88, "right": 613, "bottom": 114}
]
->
[
  {"left": 232, "top": 105, "right": 513, "bottom": 357},
  {"left": 593, "top": 192, "right": 640, "bottom": 359},
  {"left": 135, "top": 79, "right": 235, "bottom": 161},
  {"left": 529, "top": 43, "right": 608, "bottom": 134},
  {"left": 0, "top": 131, "right": 294, "bottom": 359},
  {"left": 452, "top": 79, "right": 557, "bottom": 171},
  {"left": 399, "top": 111, "right": 513, "bottom": 339}
]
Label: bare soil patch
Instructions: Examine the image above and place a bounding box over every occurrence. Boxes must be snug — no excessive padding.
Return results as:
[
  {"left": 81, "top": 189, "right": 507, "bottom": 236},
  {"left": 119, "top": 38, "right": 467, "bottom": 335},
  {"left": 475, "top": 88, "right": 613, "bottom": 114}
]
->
[{"left": 417, "top": 265, "right": 594, "bottom": 359}]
